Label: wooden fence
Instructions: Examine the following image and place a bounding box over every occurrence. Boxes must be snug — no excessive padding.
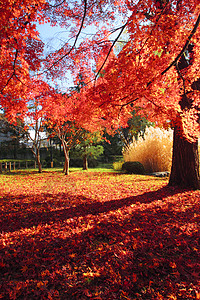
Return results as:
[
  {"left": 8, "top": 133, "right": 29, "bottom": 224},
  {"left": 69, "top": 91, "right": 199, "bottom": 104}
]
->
[
  {"left": 0, "top": 161, "right": 54, "bottom": 173},
  {"left": 0, "top": 160, "right": 78, "bottom": 173}
]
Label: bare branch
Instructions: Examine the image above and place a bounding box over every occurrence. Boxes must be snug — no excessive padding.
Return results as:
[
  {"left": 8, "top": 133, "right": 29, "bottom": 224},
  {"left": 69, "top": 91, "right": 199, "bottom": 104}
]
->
[
  {"left": 95, "top": 22, "right": 127, "bottom": 81},
  {"left": 45, "top": 0, "right": 87, "bottom": 71},
  {"left": 161, "top": 13, "right": 200, "bottom": 75},
  {"left": 48, "top": 0, "right": 66, "bottom": 8},
  {"left": 1, "top": 48, "right": 19, "bottom": 93}
]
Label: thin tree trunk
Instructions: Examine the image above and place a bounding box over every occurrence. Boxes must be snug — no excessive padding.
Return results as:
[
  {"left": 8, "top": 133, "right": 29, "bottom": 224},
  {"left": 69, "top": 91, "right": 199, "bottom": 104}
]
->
[
  {"left": 62, "top": 142, "right": 70, "bottom": 175},
  {"left": 31, "top": 147, "right": 42, "bottom": 173},
  {"left": 63, "top": 152, "right": 69, "bottom": 175},
  {"left": 36, "top": 148, "right": 42, "bottom": 173},
  {"left": 83, "top": 155, "right": 88, "bottom": 170},
  {"left": 169, "top": 126, "right": 200, "bottom": 189}
]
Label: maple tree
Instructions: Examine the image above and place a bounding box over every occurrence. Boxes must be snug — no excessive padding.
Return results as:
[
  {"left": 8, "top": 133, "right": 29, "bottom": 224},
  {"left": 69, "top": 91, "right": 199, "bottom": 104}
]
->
[
  {"left": 0, "top": 0, "right": 47, "bottom": 120},
  {"left": 41, "top": 0, "right": 200, "bottom": 188},
  {"left": 15, "top": 79, "right": 54, "bottom": 173},
  {"left": 44, "top": 88, "right": 109, "bottom": 174},
  {"left": 21, "top": 116, "right": 44, "bottom": 173},
  {"left": 78, "top": 0, "right": 200, "bottom": 189},
  {"left": 0, "top": 0, "right": 115, "bottom": 173},
  {"left": 1, "top": 0, "right": 200, "bottom": 188},
  {"left": 44, "top": 92, "right": 82, "bottom": 175}
]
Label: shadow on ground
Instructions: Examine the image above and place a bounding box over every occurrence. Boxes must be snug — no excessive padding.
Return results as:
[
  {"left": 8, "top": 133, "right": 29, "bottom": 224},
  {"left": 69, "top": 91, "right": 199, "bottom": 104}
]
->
[{"left": 0, "top": 185, "right": 200, "bottom": 299}]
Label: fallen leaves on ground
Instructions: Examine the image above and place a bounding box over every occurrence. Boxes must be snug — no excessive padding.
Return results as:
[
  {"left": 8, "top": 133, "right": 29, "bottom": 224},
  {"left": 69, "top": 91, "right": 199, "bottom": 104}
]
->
[{"left": 0, "top": 170, "right": 200, "bottom": 299}]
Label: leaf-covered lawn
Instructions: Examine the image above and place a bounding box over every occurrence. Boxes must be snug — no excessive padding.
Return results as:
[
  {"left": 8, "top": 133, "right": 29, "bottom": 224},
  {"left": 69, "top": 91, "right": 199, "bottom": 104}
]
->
[{"left": 0, "top": 170, "right": 200, "bottom": 299}]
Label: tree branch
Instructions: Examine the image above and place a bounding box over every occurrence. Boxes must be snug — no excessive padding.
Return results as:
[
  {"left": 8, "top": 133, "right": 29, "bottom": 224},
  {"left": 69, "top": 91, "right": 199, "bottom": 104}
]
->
[
  {"left": 1, "top": 48, "right": 19, "bottom": 93},
  {"left": 48, "top": 0, "right": 66, "bottom": 8},
  {"left": 95, "top": 22, "right": 127, "bottom": 81},
  {"left": 161, "top": 13, "right": 200, "bottom": 75},
  {"left": 45, "top": 0, "right": 87, "bottom": 71},
  {"left": 140, "top": 0, "right": 170, "bottom": 53},
  {"left": 175, "top": 62, "right": 187, "bottom": 96}
]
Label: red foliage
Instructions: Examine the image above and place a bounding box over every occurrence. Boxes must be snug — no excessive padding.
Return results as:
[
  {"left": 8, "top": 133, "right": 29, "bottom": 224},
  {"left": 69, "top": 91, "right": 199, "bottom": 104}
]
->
[
  {"left": 0, "top": 171, "right": 200, "bottom": 299},
  {"left": 1, "top": 1, "right": 200, "bottom": 141},
  {"left": 0, "top": 0, "right": 47, "bottom": 119}
]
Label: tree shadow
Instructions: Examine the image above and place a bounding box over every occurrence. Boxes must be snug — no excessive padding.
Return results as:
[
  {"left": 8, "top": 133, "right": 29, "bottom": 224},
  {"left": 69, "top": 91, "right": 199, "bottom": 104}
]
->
[
  {"left": 0, "top": 185, "right": 199, "bottom": 299},
  {"left": 0, "top": 185, "right": 184, "bottom": 233}
]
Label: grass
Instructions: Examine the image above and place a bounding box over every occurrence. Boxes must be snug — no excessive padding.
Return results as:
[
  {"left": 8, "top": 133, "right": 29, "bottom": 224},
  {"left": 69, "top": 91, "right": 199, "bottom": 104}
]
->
[
  {"left": 0, "top": 169, "right": 200, "bottom": 299},
  {"left": 0, "top": 161, "right": 115, "bottom": 173},
  {"left": 123, "top": 127, "right": 173, "bottom": 173}
]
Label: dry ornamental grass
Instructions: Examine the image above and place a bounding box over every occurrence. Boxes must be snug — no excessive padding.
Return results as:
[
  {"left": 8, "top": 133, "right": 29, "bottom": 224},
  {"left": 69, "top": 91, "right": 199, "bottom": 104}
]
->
[{"left": 123, "top": 127, "right": 173, "bottom": 173}]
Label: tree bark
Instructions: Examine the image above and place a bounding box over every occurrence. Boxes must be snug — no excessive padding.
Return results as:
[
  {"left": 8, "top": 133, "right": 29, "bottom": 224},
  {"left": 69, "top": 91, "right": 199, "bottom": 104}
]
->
[
  {"left": 31, "top": 147, "right": 42, "bottom": 173},
  {"left": 169, "top": 126, "right": 200, "bottom": 189},
  {"left": 83, "top": 154, "right": 88, "bottom": 170},
  {"left": 36, "top": 148, "right": 42, "bottom": 173},
  {"left": 63, "top": 152, "right": 69, "bottom": 175},
  {"left": 62, "top": 142, "right": 70, "bottom": 175}
]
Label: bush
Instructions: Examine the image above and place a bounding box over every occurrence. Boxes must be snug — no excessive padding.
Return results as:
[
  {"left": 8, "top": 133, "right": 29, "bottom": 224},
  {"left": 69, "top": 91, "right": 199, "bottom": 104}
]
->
[
  {"left": 123, "top": 126, "right": 173, "bottom": 173},
  {"left": 113, "top": 161, "right": 124, "bottom": 171},
  {"left": 69, "top": 158, "right": 99, "bottom": 168},
  {"left": 122, "top": 161, "right": 145, "bottom": 174}
]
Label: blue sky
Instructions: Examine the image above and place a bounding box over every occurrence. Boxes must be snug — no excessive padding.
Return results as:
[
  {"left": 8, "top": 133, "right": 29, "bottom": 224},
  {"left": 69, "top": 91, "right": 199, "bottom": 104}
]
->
[
  {"left": 36, "top": 19, "right": 126, "bottom": 91},
  {"left": 37, "top": 22, "right": 98, "bottom": 91}
]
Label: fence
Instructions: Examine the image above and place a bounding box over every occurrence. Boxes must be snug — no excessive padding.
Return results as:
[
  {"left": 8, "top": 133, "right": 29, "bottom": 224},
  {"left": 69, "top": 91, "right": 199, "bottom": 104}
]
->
[
  {"left": 0, "top": 161, "right": 53, "bottom": 173},
  {"left": 0, "top": 156, "right": 123, "bottom": 173}
]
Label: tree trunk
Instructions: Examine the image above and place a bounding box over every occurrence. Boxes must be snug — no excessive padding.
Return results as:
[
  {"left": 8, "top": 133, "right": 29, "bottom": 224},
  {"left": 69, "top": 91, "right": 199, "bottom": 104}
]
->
[
  {"left": 62, "top": 142, "right": 70, "bottom": 175},
  {"left": 169, "top": 126, "right": 200, "bottom": 189},
  {"left": 63, "top": 152, "right": 69, "bottom": 175},
  {"left": 36, "top": 148, "right": 42, "bottom": 173},
  {"left": 31, "top": 147, "right": 42, "bottom": 173},
  {"left": 83, "top": 155, "right": 88, "bottom": 170}
]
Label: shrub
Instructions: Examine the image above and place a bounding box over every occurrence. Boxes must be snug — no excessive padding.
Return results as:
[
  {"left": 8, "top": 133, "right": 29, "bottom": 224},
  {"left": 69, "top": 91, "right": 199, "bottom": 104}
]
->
[
  {"left": 113, "top": 161, "right": 124, "bottom": 171},
  {"left": 123, "top": 126, "right": 173, "bottom": 173},
  {"left": 69, "top": 158, "right": 99, "bottom": 168},
  {"left": 122, "top": 161, "right": 145, "bottom": 174}
]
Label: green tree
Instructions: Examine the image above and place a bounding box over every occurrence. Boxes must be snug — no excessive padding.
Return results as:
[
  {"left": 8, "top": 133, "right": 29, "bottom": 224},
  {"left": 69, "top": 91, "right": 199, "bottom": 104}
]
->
[
  {"left": 119, "top": 110, "right": 153, "bottom": 148},
  {"left": 72, "top": 130, "right": 104, "bottom": 170},
  {"left": 0, "top": 114, "right": 25, "bottom": 159}
]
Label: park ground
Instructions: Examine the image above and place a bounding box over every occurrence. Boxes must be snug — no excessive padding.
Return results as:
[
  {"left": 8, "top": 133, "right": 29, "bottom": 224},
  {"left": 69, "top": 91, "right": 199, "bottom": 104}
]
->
[{"left": 0, "top": 169, "right": 200, "bottom": 299}]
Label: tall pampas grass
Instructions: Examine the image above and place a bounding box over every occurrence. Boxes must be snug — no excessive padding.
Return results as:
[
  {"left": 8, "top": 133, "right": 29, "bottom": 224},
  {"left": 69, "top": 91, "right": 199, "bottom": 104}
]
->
[{"left": 123, "top": 126, "right": 173, "bottom": 173}]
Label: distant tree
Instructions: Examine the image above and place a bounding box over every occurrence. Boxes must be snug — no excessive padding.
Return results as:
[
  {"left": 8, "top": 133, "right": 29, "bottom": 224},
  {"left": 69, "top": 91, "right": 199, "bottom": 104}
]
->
[
  {"left": 100, "top": 131, "right": 123, "bottom": 162},
  {"left": 0, "top": 114, "right": 25, "bottom": 159},
  {"left": 44, "top": 92, "right": 86, "bottom": 175},
  {"left": 101, "top": 111, "right": 152, "bottom": 161},
  {"left": 72, "top": 130, "right": 104, "bottom": 170},
  {"left": 17, "top": 80, "right": 52, "bottom": 173},
  {"left": 119, "top": 110, "right": 153, "bottom": 149}
]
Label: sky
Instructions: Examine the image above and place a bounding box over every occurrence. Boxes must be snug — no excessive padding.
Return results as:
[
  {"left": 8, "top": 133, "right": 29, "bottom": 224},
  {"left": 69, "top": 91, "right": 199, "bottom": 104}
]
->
[
  {"left": 36, "top": 19, "right": 126, "bottom": 92},
  {"left": 36, "top": 22, "right": 100, "bottom": 91},
  {"left": 36, "top": 23, "right": 73, "bottom": 90}
]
